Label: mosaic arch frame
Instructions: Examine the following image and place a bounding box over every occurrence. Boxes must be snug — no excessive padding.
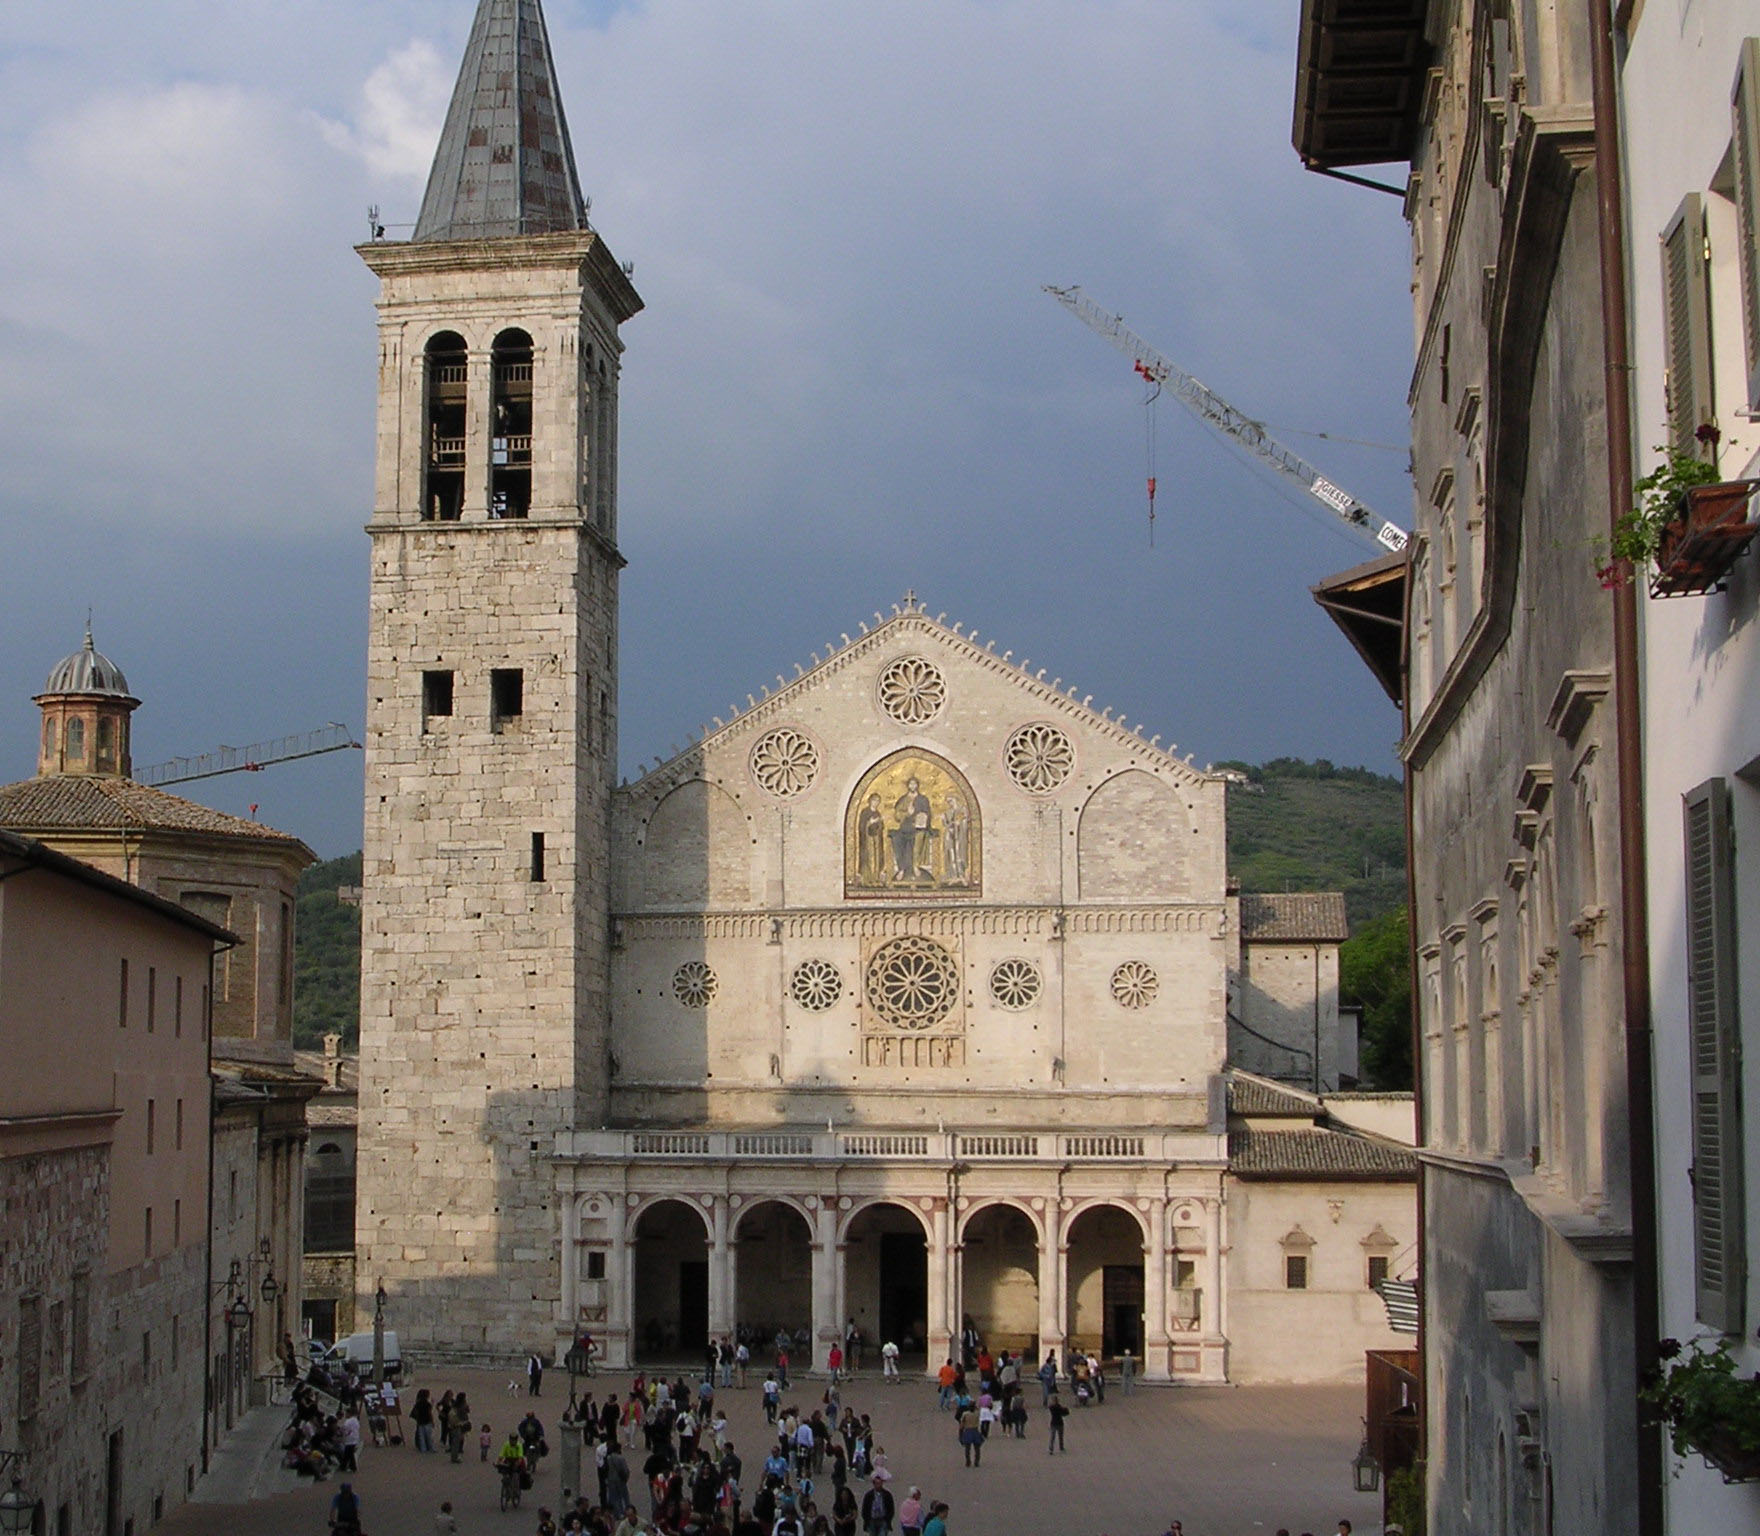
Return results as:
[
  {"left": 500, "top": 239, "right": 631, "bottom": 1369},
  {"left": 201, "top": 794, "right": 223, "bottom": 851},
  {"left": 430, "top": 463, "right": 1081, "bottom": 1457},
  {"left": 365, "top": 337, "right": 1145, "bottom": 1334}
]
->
[{"left": 845, "top": 747, "right": 982, "bottom": 899}]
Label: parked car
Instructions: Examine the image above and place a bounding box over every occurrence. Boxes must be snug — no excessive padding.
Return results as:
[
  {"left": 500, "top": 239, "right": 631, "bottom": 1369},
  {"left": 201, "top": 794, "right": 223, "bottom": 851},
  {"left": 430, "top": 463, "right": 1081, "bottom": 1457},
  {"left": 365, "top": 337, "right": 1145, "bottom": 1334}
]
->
[{"left": 322, "top": 1330, "right": 401, "bottom": 1380}]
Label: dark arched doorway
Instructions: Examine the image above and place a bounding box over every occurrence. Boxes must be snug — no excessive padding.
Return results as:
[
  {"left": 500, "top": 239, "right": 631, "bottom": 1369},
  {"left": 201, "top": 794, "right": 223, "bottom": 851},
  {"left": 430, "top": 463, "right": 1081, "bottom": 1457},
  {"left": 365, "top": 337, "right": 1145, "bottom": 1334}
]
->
[
  {"left": 632, "top": 1198, "right": 710, "bottom": 1361},
  {"left": 843, "top": 1202, "right": 929, "bottom": 1368},
  {"left": 1064, "top": 1204, "right": 1144, "bottom": 1358},
  {"left": 734, "top": 1200, "right": 813, "bottom": 1350},
  {"left": 960, "top": 1204, "right": 1040, "bottom": 1360}
]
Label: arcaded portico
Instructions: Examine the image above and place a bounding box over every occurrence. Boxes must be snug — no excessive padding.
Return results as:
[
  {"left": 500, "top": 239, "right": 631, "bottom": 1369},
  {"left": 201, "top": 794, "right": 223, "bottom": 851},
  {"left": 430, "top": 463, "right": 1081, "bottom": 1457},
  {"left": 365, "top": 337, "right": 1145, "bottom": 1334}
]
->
[{"left": 558, "top": 1130, "right": 1230, "bottom": 1381}]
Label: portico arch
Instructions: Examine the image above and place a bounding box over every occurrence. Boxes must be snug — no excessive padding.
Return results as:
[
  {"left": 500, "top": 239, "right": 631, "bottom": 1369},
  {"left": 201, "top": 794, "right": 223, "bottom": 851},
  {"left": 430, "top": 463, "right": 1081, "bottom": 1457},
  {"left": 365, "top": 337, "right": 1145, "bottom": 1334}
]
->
[
  {"left": 842, "top": 1201, "right": 931, "bottom": 1367},
  {"left": 631, "top": 1197, "right": 711, "bottom": 1361},
  {"left": 959, "top": 1201, "right": 1041, "bottom": 1360},
  {"left": 734, "top": 1199, "right": 813, "bottom": 1350},
  {"left": 1064, "top": 1202, "right": 1146, "bottom": 1358}
]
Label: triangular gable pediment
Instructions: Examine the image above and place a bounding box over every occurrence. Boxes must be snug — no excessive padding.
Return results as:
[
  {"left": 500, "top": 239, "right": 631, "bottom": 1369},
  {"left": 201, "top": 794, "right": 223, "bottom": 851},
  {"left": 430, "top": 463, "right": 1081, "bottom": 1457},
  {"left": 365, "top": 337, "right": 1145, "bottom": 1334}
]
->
[{"left": 618, "top": 599, "right": 1219, "bottom": 805}]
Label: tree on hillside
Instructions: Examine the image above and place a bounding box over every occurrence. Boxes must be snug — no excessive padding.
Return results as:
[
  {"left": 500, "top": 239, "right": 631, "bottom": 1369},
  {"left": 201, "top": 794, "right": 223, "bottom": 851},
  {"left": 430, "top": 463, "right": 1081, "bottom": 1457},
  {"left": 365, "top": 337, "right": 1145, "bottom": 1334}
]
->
[{"left": 1339, "top": 904, "right": 1412, "bottom": 1089}]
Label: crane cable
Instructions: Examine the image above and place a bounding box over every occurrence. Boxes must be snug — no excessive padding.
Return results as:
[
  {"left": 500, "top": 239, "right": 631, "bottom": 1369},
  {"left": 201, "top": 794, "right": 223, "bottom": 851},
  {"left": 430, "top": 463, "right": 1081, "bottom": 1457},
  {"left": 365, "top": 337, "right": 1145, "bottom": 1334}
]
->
[{"left": 1137, "top": 361, "right": 1161, "bottom": 545}]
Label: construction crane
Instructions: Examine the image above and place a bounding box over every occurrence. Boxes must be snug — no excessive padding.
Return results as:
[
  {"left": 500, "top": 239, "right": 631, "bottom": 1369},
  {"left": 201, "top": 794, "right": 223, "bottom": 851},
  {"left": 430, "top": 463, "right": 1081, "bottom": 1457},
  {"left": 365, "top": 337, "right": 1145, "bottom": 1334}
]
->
[
  {"left": 1044, "top": 284, "right": 1409, "bottom": 555},
  {"left": 137, "top": 723, "right": 361, "bottom": 788}
]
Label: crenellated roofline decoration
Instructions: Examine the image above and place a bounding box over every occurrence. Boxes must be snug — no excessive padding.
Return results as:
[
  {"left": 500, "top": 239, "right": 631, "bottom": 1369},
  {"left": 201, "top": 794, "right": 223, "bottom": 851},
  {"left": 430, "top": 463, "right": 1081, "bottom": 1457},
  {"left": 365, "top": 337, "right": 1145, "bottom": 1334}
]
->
[{"left": 617, "top": 594, "right": 1223, "bottom": 804}]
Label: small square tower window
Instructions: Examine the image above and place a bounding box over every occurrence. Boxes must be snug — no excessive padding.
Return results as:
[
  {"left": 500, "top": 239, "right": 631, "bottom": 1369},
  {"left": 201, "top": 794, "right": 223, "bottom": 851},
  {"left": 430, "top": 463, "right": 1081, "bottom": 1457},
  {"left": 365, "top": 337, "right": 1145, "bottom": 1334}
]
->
[
  {"left": 1367, "top": 1254, "right": 1390, "bottom": 1289},
  {"left": 422, "top": 670, "right": 454, "bottom": 729},
  {"left": 1285, "top": 1255, "right": 1308, "bottom": 1290},
  {"left": 492, "top": 668, "right": 524, "bottom": 732}
]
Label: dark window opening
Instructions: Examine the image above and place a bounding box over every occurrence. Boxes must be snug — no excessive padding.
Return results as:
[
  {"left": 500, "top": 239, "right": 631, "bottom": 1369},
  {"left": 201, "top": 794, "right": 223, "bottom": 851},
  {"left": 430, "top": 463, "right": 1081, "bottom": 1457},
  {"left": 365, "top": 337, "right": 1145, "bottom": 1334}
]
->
[
  {"left": 1285, "top": 1254, "right": 1308, "bottom": 1290},
  {"left": 97, "top": 715, "right": 116, "bottom": 772},
  {"left": 491, "top": 328, "right": 533, "bottom": 520},
  {"left": 587, "top": 1251, "right": 606, "bottom": 1280},
  {"left": 422, "top": 670, "right": 454, "bottom": 728},
  {"left": 491, "top": 668, "right": 524, "bottom": 732},
  {"left": 531, "top": 832, "right": 546, "bottom": 883},
  {"left": 424, "top": 331, "right": 468, "bottom": 522},
  {"left": 1367, "top": 1254, "right": 1390, "bottom": 1289}
]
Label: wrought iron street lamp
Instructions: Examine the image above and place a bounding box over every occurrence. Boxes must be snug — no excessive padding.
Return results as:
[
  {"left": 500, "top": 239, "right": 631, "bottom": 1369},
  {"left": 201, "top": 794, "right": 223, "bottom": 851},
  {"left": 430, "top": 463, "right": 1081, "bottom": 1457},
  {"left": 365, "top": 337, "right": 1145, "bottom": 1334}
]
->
[
  {"left": 0, "top": 1453, "right": 38, "bottom": 1536},
  {"left": 1352, "top": 1424, "right": 1382, "bottom": 1493},
  {"left": 372, "top": 1281, "right": 388, "bottom": 1388}
]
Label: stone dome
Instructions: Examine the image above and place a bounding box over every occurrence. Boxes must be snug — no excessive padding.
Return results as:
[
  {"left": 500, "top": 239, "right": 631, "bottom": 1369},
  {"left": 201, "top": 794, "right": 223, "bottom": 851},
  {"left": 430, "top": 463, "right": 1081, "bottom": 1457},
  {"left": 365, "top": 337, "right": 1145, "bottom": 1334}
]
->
[{"left": 43, "top": 626, "right": 132, "bottom": 698}]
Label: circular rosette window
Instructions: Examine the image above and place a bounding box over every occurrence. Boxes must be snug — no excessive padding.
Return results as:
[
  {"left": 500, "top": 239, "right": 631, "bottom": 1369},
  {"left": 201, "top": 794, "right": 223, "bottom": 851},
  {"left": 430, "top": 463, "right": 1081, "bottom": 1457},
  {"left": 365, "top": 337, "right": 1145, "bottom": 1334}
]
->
[
  {"left": 1004, "top": 722, "right": 1075, "bottom": 795},
  {"left": 877, "top": 656, "right": 947, "bottom": 726},
  {"left": 864, "top": 934, "right": 959, "bottom": 1029},
  {"left": 789, "top": 958, "right": 844, "bottom": 1012},
  {"left": 750, "top": 726, "right": 820, "bottom": 799},
  {"left": 672, "top": 960, "right": 718, "bottom": 1009},
  {"left": 1110, "top": 960, "right": 1159, "bottom": 1010},
  {"left": 988, "top": 957, "right": 1042, "bottom": 1011}
]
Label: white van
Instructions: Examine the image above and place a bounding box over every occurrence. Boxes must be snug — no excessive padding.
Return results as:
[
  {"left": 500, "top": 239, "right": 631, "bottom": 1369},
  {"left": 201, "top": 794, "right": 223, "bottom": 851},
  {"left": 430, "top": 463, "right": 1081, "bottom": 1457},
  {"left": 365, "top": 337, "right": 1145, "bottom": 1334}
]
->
[{"left": 322, "top": 1331, "right": 401, "bottom": 1379}]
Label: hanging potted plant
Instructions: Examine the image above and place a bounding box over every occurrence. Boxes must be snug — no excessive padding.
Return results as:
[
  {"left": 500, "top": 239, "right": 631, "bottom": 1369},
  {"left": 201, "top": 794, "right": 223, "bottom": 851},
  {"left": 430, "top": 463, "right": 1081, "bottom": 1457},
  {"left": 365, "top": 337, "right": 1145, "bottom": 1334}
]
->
[
  {"left": 1604, "top": 427, "right": 1760, "bottom": 596},
  {"left": 1642, "top": 1335, "right": 1760, "bottom": 1483}
]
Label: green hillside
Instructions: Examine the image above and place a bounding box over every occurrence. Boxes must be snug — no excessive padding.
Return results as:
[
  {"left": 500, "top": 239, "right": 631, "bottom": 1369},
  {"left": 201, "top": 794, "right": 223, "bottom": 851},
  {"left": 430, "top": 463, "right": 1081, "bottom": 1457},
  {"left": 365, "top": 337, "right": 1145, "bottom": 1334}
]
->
[
  {"left": 1221, "top": 756, "right": 1405, "bottom": 927},
  {"left": 293, "top": 851, "right": 362, "bottom": 1050}
]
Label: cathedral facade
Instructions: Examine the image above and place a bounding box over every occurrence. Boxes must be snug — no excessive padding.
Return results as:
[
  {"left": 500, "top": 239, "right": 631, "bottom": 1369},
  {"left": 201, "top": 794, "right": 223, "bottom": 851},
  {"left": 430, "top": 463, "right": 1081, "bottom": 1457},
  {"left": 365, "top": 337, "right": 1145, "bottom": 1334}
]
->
[{"left": 355, "top": 0, "right": 1415, "bottom": 1384}]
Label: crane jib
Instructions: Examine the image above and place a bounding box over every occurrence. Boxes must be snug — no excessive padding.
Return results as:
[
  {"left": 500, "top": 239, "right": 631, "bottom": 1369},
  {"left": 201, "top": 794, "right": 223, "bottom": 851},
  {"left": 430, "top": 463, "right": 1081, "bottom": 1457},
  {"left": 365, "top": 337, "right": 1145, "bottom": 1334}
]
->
[{"left": 1308, "top": 476, "right": 1358, "bottom": 516}]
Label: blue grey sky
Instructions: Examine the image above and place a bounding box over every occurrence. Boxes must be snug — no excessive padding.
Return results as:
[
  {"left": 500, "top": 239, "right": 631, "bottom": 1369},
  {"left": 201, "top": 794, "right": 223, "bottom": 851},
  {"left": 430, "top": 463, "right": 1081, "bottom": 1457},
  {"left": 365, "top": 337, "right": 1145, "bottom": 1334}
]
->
[{"left": 0, "top": 1, "right": 1412, "bottom": 858}]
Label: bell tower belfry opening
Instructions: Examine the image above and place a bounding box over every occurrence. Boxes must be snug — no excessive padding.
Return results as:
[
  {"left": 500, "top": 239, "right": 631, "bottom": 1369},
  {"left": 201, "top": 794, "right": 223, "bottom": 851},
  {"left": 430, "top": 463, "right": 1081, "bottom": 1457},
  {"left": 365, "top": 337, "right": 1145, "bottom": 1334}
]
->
[{"left": 354, "top": 0, "right": 642, "bottom": 1360}]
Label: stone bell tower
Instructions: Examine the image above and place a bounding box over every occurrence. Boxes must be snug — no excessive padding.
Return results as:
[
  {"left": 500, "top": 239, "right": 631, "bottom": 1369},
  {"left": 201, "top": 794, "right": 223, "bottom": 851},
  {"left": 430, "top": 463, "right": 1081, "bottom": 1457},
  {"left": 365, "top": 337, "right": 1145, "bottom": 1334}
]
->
[{"left": 354, "top": 0, "right": 641, "bottom": 1359}]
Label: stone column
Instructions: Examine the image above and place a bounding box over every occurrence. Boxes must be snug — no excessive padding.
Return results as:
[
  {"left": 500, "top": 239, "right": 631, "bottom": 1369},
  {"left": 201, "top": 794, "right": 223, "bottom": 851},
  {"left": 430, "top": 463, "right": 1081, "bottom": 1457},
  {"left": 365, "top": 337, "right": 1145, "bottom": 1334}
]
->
[
  {"left": 1143, "top": 1199, "right": 1170, "bottom": 1381},
  {"left": 611, "top": 1213, "right": 636, "bottom": 1370},
  {"left": 1037, "top": 1201, "right": 1065, "bottom": 1363},
  {"left": 708, "top": 1198, "right": 733, "bottom": 1341},
  {"left": 559, "top": 1190, "right": 579, "bottom": 1351},
  {"left": 926, "top": 1201, "right": 952, "bottom": 1369},
  {"left": 810, "top": 1202, "right": 838, "bottom": 1365},
  {"left": 464, "top": 349, "right": 492, "bottom": 518},
  {"left": 1202, "top": 1196, "right": 1224, "bottom": 1338}
]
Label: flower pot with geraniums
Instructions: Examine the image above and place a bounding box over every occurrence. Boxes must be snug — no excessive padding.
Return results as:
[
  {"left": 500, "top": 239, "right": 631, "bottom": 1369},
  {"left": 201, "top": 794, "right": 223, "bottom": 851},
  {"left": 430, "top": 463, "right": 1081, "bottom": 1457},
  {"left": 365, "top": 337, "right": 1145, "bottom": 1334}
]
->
[
  {"left": 1603, "top": 431, "right": 1760, "bottom": 596},
  {"left": 1642, "top": 1335, "right": 1760, "bottom": 1483}
]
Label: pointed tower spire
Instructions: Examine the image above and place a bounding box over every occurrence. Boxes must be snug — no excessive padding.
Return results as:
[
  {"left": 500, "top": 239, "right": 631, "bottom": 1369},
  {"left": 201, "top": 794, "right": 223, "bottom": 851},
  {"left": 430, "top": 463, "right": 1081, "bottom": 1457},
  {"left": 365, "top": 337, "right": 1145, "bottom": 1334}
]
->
[{"left": 413, "top": 0, "right": 587, "bottom": 243}]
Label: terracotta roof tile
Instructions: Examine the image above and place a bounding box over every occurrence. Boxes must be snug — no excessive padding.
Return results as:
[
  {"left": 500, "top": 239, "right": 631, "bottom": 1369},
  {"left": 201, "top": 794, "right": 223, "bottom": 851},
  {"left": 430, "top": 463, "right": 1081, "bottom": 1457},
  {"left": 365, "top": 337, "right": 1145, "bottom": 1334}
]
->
[
  {"left": 1226, "top": 1072, "right": 1320, "bottom": 1118},
  {"left": 1238, "top": 891, "right": 1349, "bottom": 942},
  {"left": 0, "top": 775, "right": 306, "bottom": 847},
  {"left": 1229, "top": 1127, "right": 1417, "bottom": 1179}
]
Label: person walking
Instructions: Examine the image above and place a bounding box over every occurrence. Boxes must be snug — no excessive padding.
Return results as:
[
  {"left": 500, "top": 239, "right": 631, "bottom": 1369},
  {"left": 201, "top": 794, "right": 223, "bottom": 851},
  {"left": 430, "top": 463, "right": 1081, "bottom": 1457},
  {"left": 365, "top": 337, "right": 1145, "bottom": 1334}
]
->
[
  {"left": 828, "top": 1342, "right": 844, "bottom": 1383},
  {"left": 922, "top": 1502, "right": 949, "bottom": 1536},
  {"left": 1037, "top": 1354, "right": 1057, "bottom": 1408},
  {"left": 957, "top": 1402, "right": 983, "bottom": 1468},
  {"left": 897, "top": 1487, "right": 923, "bottom": 1536},
  {"left": 529, "top": 1350, "right": 545, "bottom": 1397},
  {"left": 338, "top": 1407, "right": 362, "bottom": 1472},
  {"left": 736, "top": 1340, "right": 751, "bottom": 1388},
  {"left": 881, "top": 1341, "right": 899, "bottom": 1382},
  {"left": 860, "top": 1477, "right": 894, "bottom": 1536},
  {"left": 1047, "top": 1392, "right": 1068, "bottom": 1454}
]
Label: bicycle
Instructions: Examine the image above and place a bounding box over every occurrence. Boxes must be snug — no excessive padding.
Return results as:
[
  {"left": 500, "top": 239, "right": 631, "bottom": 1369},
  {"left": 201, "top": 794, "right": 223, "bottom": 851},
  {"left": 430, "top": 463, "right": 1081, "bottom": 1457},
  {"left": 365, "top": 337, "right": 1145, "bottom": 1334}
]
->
[{"left": 499, "top": 1462, "right": 523, "bottom": 1511}]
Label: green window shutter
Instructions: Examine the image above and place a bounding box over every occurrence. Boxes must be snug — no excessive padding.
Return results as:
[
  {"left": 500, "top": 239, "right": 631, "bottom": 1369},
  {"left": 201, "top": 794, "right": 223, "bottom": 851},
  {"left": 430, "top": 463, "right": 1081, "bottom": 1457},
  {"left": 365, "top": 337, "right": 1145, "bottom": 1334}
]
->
[
  {"left": 1732, "top": 40, "right": 1760, "bottom": 408},
  {"left": 1684, "top": 778, "right": 1745, "bottom": 1333},
  {"left": 1662, "top": 194, "right": 1716, "bottom": 458}
]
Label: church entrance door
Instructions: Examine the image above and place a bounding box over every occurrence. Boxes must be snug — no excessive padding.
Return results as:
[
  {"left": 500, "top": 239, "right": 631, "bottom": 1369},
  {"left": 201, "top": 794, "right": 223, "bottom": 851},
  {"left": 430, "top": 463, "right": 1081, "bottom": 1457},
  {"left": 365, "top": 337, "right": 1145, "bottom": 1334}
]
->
[{"left": 1064, "top": 1204, "right": 1145, "bottom": 1358}]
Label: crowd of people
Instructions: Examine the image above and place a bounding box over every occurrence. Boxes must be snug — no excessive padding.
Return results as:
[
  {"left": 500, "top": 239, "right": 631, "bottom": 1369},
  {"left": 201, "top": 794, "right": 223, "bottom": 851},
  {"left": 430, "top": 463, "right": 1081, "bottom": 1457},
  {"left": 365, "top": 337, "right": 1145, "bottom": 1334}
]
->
[{"left": 302, "top": 1330, "right": 1356, "bottom": 1536}]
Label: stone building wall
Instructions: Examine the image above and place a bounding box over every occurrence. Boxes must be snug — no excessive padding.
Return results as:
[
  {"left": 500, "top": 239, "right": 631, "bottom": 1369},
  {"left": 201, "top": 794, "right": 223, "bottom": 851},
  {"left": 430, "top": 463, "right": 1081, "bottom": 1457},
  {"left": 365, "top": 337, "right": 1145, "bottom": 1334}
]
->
[
  {"left": 1223, "top": 1176, "right": 1414, "bottom": 1383},
  {"left": 356, "top": 235, "right": 633, "bottom": 1360}
]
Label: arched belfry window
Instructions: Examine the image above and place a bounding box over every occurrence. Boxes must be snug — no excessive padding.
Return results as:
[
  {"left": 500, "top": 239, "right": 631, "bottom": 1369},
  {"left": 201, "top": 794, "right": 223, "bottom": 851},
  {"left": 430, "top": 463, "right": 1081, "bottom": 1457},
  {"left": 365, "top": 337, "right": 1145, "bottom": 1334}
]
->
[
  {"left": 424, "top": 331, "right": 468, "bottom": 522},
  {"left": 491, "top": 328, "right": 534, "bottom": 520}
]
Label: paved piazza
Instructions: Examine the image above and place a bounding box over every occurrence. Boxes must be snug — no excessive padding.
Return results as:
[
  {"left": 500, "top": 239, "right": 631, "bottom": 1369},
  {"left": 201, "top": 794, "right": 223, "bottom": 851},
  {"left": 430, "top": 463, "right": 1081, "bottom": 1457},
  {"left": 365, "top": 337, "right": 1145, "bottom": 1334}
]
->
[{"left": 161, "top": 1368, "right": 1383, "bottom": 1536}]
